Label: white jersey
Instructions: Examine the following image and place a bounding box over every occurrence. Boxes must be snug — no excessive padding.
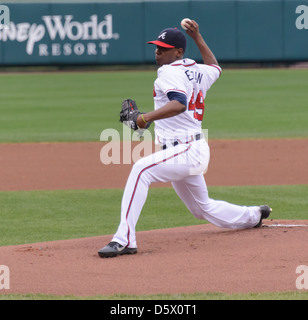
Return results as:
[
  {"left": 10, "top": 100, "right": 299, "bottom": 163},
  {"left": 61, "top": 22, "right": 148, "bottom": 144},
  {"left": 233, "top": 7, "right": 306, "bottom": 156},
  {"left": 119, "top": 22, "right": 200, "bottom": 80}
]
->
[{"left": 153, "top": 58, "right": 221, "bottom": 144}]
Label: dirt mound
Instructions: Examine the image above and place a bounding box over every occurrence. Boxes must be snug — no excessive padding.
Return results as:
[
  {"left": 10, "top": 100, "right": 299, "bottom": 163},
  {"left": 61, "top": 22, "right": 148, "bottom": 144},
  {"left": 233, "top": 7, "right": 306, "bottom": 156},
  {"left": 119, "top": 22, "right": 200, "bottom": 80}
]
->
[{"left": 1, "top": 220, "right": 307, "bottom": 296}]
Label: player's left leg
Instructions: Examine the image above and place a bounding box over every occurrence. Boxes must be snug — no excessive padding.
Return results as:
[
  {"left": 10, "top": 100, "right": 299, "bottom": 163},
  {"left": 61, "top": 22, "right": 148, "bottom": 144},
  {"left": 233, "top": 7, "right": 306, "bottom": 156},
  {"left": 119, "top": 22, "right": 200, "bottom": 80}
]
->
[{"left": 172, "top": 174, "right": 262, "bottom": 229}]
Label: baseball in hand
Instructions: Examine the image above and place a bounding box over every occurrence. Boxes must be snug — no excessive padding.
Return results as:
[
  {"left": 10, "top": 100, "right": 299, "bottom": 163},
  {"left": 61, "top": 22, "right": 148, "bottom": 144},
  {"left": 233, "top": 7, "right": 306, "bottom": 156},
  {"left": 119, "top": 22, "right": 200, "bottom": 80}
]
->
[{"left": 181, "top": 18, "right": 192, "bottom": 30}]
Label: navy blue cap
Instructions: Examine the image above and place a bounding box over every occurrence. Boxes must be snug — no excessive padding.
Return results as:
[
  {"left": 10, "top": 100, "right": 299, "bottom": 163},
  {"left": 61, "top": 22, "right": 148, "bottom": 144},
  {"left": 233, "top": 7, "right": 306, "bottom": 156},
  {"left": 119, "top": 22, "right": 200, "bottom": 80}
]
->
[{"left": 147, "top": 28, "right": 186, "bottom": 52}]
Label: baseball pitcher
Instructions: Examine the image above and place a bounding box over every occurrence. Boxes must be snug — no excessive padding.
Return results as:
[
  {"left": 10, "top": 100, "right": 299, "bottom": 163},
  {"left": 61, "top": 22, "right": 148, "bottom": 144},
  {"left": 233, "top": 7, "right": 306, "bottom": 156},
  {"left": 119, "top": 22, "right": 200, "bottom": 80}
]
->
[{"left": 98, "top": 20, "right": 271, "bottom": 258}]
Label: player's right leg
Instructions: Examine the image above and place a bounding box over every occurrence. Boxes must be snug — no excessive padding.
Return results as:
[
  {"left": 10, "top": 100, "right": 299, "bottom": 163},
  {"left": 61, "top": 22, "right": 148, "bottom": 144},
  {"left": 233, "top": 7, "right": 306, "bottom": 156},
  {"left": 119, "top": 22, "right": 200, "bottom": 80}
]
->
[{"left": 172, "top": 174, "right": 264, "bottom": 229}]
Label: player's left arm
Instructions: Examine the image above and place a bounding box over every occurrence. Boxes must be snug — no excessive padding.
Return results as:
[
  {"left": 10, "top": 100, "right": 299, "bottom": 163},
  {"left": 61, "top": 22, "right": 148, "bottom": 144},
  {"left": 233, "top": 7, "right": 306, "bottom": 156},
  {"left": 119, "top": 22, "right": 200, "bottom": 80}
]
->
[{"left": 136, "top": 99, "right": 186, "bottom": 129}]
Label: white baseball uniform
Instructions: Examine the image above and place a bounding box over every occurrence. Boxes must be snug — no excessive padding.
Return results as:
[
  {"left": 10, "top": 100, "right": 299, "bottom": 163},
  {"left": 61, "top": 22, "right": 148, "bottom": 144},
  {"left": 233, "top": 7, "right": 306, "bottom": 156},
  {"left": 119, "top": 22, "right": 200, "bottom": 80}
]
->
[{"left": 112, "top": 58, "right": 261, "bottom": 248}]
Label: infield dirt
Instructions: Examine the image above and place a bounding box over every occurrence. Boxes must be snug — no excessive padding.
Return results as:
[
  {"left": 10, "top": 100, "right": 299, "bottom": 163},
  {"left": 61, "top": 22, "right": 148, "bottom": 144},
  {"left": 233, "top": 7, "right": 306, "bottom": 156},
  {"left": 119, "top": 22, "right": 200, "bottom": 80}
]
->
[{"left": 0, "top": 139, "right": 307, "bottom": 191}]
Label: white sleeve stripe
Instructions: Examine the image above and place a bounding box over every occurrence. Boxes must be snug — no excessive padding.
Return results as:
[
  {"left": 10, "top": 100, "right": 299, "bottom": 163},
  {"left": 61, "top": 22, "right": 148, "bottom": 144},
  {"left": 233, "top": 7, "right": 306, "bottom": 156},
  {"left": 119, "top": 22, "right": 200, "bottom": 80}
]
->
[
  {"left": 165, "top": 89, "right": 187, "bottom": 95},
  {"left": 208, "top": 64, "right": 222, "bottom": 76}
]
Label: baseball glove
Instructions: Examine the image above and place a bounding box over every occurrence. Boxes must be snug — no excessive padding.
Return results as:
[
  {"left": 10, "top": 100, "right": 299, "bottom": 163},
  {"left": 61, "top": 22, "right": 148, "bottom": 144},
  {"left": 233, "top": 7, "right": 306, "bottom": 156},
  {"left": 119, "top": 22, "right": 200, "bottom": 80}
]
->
[{"left": 120, "top": 99, "right": 151, "bottom": 131}]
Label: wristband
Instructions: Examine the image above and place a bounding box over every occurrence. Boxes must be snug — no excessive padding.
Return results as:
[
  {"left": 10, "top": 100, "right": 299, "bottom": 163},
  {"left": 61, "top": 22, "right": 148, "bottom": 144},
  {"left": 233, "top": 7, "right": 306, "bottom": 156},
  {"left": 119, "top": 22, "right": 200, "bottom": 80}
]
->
[{"left": 141, "top": 114, "right": 147, "bottom": 124}]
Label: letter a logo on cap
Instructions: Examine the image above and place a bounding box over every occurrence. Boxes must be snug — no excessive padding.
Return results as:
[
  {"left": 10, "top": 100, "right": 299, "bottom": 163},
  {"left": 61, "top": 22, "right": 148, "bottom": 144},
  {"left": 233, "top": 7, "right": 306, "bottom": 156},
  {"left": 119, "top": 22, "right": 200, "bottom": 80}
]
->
[{"left": 158, "top": 32, "right": 167, "bottom": 39}]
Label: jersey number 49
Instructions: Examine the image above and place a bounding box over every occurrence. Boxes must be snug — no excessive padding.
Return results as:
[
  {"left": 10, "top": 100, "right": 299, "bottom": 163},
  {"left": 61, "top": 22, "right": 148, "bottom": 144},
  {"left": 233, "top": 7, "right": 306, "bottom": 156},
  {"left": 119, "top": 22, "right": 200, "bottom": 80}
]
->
[{"left": 188, "top": 90, "right": 205, "bottom": 121}]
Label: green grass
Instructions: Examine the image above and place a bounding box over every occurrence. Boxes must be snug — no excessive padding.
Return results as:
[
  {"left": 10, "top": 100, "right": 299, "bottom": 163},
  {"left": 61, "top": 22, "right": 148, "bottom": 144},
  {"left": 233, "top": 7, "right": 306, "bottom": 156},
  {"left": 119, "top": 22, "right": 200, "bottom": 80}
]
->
[
  {"left": 0, "top": 185, "right": 307, "bottom": 247},
  {"left": 0, "top": 71, "right": 156, "bottom": 142},
  {"left": 0, "top": 69, "right": 308, "bottom": 142},
  {"left": 205, "top": 69, "right": 308, "bottom": 139}
]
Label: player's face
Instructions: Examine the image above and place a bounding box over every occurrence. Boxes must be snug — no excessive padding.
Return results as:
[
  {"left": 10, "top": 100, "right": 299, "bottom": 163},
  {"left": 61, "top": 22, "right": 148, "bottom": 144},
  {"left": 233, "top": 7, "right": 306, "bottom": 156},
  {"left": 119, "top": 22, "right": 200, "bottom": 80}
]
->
[{"left": 155, "top": 46, "right": 183, "bottom": 66}]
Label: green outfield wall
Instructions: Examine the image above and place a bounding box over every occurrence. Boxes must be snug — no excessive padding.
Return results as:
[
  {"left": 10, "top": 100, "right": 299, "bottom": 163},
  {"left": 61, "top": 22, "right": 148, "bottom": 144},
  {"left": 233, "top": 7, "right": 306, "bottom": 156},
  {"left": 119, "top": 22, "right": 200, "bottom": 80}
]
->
[{"left": 0, "top": 0, "right": 307, "bottom": 65}]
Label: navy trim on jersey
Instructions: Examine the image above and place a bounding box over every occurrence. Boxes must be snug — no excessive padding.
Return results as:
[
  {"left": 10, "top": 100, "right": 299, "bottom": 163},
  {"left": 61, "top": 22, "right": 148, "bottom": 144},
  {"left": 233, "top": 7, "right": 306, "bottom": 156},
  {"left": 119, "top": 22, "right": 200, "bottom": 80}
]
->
[{"left": 167, "top": 91, "right": 187, "bottom": 106}]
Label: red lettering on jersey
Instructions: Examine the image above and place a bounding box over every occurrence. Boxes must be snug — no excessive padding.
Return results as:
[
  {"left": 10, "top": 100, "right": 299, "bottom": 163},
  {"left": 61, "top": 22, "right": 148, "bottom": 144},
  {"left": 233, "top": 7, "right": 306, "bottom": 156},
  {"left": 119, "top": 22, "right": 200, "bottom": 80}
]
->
[
  {"left": 153, "top": 86, "right": 156, "bottom": 97},
  {"left": 188, "top": 90, "right": 205, "bottom": 121}
]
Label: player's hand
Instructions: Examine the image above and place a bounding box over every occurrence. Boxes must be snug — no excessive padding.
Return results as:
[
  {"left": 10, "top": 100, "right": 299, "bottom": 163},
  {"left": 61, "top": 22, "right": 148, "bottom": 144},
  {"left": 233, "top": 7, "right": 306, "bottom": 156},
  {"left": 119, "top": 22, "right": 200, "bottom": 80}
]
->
[{"left": 184, "top": 20, "right": 200, "bottom": 40}]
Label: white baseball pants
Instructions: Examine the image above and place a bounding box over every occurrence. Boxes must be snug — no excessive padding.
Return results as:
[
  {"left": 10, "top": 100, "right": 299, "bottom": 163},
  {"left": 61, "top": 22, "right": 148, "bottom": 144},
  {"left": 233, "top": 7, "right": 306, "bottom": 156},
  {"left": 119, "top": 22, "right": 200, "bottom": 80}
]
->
[{"left": 112, "top": 139, "right": 261, "bottom": 248}]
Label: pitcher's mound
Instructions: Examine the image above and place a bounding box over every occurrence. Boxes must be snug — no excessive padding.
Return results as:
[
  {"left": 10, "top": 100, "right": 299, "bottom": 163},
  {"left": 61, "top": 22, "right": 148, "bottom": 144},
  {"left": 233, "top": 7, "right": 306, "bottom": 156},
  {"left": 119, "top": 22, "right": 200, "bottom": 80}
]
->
[{"left": 0, "top": 220, "right": 307, "bottom": 297}]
